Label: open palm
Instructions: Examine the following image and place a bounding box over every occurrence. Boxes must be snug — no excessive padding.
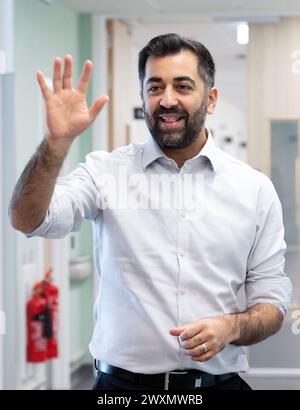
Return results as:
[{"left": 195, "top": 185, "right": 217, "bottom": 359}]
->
[{"left": 37, "top": 55, "right": 108, "bottom": 140}]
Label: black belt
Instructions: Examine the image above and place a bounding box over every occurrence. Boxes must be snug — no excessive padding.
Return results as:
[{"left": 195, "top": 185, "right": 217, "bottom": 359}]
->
[{"left": 95, "top": 360, "right": 237, "bottom": 390}]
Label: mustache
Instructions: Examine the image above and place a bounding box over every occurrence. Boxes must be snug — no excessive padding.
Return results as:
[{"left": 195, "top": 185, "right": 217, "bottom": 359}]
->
[{"left": 153, "top": 107, "right": 188, "bottom": 119}]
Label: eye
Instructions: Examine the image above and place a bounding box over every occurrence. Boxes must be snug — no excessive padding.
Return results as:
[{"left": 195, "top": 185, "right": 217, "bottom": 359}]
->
[
  {"left": 147, "top": 85, "right": 162, "bottom": 94},
  {"left": 177, "top": 84, "right": 192, "bottom": 91}
]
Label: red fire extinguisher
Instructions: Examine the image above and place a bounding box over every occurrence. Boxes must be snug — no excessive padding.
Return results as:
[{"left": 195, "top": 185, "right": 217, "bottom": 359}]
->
[
  {"left": 27, "top": 283, "right": 48, "bottom": 363},
  {"left": 27, "top": 268, "right": 59, "bottom": 363},
  {"left": 43, "top": 268, "right": 59, "bottom": 359}
]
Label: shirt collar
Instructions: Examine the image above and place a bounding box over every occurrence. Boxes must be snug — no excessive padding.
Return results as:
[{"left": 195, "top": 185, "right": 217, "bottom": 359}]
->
[{"left": 142, "top": 128, "right": 218, "bottom": 172}]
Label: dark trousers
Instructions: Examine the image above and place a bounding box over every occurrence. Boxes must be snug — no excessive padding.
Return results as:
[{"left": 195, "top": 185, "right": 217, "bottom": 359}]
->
[{"left": 92, "top": 370, "right": 252, "bottom": 391}]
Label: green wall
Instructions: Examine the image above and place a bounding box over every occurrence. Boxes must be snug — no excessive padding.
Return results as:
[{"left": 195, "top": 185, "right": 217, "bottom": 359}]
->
[
  {"left": 77, "top": 13, "right": 94, "bottom": 257},
  {"left": 72, "top": 12, "right": 94, "bottom": 365},
  {"left": 15, "top": 0, "right": 80, "bottom": 175},
  {"left": 14, "top": 0, "right": 94, "bottom": 378}
]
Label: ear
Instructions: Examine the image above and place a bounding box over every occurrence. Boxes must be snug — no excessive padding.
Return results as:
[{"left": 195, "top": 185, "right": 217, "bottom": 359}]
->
[
  {"left": 207, "top": 87, "right": 218, "bottom": 115},
  {"left": 140, "top": 89, "right": 144, "bottom": 104}
]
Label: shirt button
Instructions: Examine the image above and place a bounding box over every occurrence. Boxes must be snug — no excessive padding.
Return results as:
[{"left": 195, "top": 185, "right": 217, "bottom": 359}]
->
[
  {"left": 179, "top": 250, "right": 185, "bottom": 257},
  {"left": 180, "top": 212, "right": 186, "bottom": 218},
  {"left": 180, "top": 289, "right": 186, "bottom": 295}
]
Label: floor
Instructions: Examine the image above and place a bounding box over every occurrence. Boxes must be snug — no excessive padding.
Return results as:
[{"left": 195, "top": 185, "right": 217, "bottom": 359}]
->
[
  {"left": 241, "top": 375, "right": 300, "bottom": 390},
  {"left": 71, "top": 364, "right": 95, "bottom": 390}
]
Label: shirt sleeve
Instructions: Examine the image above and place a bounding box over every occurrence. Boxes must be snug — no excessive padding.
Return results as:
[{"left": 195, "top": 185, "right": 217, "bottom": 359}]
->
[
  {"left": 245, "top": 176, "right": 293, "bottom": 317},
  {"left": 25, "top": 151, "right": 104, "bottom": 239}
]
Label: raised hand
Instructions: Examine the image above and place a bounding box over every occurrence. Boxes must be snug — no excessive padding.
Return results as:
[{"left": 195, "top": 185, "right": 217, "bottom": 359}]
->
[{"left": 37, "top": 55, "right": 109, "bottom": 141}]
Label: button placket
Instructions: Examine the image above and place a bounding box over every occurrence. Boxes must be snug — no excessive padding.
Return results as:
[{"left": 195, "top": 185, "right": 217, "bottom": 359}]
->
[{"left": 177, "top": 170, "right": 191, "bottom": 336}]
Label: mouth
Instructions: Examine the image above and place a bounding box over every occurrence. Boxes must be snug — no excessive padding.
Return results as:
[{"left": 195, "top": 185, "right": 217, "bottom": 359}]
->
[{"left": 157, "top": 113, "right": 186, "bottom": 129}]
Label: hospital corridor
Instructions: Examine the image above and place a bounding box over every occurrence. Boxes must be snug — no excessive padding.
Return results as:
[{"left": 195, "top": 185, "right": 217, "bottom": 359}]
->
[{"left": 0, "top": 0, "right": 300, "bottom": 396}]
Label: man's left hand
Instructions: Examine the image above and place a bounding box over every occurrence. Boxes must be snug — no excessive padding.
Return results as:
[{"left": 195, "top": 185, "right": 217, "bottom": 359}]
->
[{"left": 169, "top": 315, "right": 237, "bottom": 362}]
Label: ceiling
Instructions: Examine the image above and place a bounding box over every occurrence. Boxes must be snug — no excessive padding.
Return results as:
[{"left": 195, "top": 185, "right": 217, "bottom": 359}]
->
[{"left": 61, "top": 0, "right": 300, "bottom": 20}]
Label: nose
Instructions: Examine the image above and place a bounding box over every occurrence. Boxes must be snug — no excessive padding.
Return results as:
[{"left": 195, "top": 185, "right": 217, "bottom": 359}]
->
[{"left": 160, "top": 87, "right": 178, "bottom": 109}]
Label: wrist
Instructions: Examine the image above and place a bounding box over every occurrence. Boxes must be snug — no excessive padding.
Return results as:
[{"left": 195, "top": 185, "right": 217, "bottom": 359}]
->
[
  {"left": 45, "top": 134, "right": 72, "bottom": 159},
  {"left": 37, "top": 136, "right": 71, "bottom": 173},
  {"left": 224, "top": 313, "right": 241, "bottom": 344}
]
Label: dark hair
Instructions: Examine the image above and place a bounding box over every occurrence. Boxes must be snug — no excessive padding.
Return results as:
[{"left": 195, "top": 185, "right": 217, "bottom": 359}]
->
[{"left": 138, "top": 33, "right": 215, "bottom": 90}]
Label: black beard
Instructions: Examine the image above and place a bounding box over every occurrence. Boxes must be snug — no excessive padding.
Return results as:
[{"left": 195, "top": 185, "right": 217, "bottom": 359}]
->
[{"left": 143, "top": 101, "right": 208, "bottom": 150}]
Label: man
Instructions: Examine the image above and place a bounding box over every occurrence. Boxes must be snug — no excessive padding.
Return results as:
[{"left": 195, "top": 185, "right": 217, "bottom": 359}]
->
[{"left": 10, "top": 33, "right": 292, "bottom": 390}]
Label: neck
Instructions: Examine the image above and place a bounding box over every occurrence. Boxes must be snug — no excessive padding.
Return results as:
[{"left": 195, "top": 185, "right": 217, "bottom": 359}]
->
[{"left": 162, "top": 128, "right": 208, "bottom": 168}]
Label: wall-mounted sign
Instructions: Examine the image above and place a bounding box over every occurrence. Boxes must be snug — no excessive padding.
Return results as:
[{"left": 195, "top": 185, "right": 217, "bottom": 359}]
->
[{"left": 134, "top": 107, "right": 144, "bottom": 120}]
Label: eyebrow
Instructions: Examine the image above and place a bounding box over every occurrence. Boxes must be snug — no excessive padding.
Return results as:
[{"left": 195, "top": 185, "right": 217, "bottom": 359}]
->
[
  {"left": 146, "top": 76, "right": 196, "bottom": 87},
  {"left": 174, "top": 76, "right": 196, "bottom": 87},
  {"left": 146, "top": 77, "right": 163, "bottom": 85}
]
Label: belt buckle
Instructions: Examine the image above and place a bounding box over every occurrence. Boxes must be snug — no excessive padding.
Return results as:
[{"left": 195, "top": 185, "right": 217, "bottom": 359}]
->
[
  {"left": 164, "top": 370, "right": 189, "bottom": 390},
  {"left": 194, "top": 376, "right": 202, "bottom": 388},
  {"left": 164, "top": 373, "right": 170, "bottom": 390}
]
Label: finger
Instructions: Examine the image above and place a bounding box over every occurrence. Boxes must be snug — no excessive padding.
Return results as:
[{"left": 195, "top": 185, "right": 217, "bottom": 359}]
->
[
  {"left": 183, "top": 341, "right": 208, "bottom": 357},
  {"left": 53, "top": 57, "right": 62, "bottom": 93},
  {"left": 63, "top": 55, "right": 73, "bottom": 89},
  {"left": 77, "top": 60, "right": 93, "bottom": 94},
  {"left": 37, "top": 70, "right": 52, "bottom": 100},
  {"left": 179, "top": 323, "right": 204, "bottom": 341},
  {"left": 180, "top": 333, "right": 203, "bottom": 349},
  {"left": 88, "top": 95, "right": 109, "bottom": 123},
  {"left": 169, "top": 327, "right": 185, "bottom": 337}
]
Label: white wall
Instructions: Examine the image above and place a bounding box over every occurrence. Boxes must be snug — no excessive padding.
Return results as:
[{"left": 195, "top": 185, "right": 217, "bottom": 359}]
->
[
  {"left": 110, "top": 20, "right": 133, "bottom": 149},
  {"left": 0, "top": 72, "right": 4, "bottom": 392},
  {"left": 247, "top": 18, "right": 300, "bottom": 302},
  {"left": 92, "top": 15, "right": 109, "bottom": 151},
  {"left": 0, "top": 0, "right": 14, "bottom": 390},
  {"left": 206, "top": 94, "right": 247, "bottom": 162},
  {"left": 0, "top": 0, "right": 14, "bottom": 73},
  {"left": 129, "top": 44, "right": 149, "bottom": 145},
  {"left": 248, "top": 17, "right": 300, "bottom": 172}
]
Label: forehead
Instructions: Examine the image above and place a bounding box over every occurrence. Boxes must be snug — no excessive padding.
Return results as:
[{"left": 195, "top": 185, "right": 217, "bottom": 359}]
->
[{"left": 144, "top": 49, "right": 201, "bottom": 83}]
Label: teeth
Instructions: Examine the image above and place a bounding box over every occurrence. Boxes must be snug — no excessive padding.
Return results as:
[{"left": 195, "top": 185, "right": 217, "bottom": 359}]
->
[{"left": 160, "top": 115, "right": 181, "bottom": 123}]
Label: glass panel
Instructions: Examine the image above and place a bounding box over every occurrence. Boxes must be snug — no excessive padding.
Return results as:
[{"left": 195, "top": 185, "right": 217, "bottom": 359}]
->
[{"left": 271, "top": 119, "right": 298, "bottom": 304}]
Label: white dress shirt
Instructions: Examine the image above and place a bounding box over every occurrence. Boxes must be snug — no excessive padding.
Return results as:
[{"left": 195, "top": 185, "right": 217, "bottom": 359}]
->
[{"left": 27, "top": 129, "right": 292, "bottom": 375}]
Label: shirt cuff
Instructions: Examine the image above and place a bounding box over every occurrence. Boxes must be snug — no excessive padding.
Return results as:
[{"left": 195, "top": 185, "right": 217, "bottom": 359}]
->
[{"left": 25, "top": 207, "right": 54, "bottom": 238}]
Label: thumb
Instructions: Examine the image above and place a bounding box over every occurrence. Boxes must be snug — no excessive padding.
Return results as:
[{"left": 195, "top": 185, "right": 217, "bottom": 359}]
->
[
  {"left": 89, "top": 95, "right": 109, "bottom": 123},
  {"left": 169, "top": 326, "right": 185, "bottom": 336}
]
